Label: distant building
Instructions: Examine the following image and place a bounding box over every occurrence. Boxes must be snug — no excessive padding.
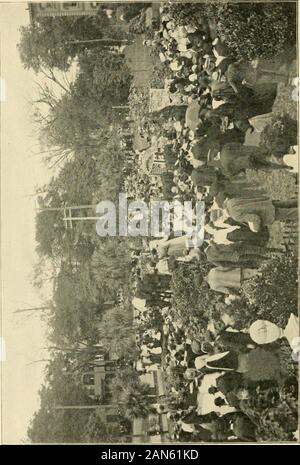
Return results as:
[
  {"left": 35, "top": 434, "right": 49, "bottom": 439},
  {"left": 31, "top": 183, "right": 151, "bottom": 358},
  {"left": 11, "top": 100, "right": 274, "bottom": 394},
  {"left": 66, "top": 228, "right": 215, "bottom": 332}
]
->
[
  {"left": 81, "top": 352, "right": 117, "bottom": 404},
  {"left": 28, "top": 2, "right": 103, "bottom": 22},
  {"left": 93, "top": 405, "right": 120, "bottom": 425},
  {"left": 81, "top": 357, "right": 121, "bottom": 423},
  {"left": 132, "top": 371, "right": 169, "bottom": 443}
]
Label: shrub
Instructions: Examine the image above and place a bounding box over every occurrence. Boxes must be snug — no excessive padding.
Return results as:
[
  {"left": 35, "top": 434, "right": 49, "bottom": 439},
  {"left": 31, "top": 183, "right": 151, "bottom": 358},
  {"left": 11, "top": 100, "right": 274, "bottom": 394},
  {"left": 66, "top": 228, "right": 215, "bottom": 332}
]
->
[
  {"left": 128, "top": 84, "right": 150, "bottom": 122},
  {"left": 241, "top": 378, "right": 298, "bottom": 441},
  {"left": 227, "top": 252, "right": 298, "bottom": 329},
  {"left": 122, "top": 3, "right": 148, "bottom": 22},
  {"left": 225, "top": 297, "right": 257, "bottom": 331},
  {"left": 244, "top": 347, "right": 282, "bottom": 383},
  {"left": 256, "top": 391, "right": 298, "bottom": 441},
  {"left": 150, "top": 62, "right": 172, "bottom": 89},
  {"left": 215, "top": 3, "right": 295, "bottom": 60},
  {"left": 168, "top": 2, "right": 217, "bottom": 29},
  {"left": 240, "top": 251, "right": 298, "bottom": 327},
  {"left": 260, "top": 114, "right": 298, "bottom": 157},
  {"left": 170, "top": 261, "right": 221, "bottom": 338},
  {"left": 168, "top": 3, "right": 295, "bottom": 60},
  {"left": 129, "top": 14, "right": 146, "bottom": 34}
]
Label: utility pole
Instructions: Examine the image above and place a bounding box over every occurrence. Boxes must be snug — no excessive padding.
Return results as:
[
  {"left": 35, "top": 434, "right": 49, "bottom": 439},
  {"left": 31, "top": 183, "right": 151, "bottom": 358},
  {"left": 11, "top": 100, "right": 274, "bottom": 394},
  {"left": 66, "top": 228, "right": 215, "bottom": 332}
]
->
[
  {"left": 38, "top": 205, "right": 97, "bottom": 212},
  {"left": 38, "top": 204, "right": 100, "bottom": 229},
  {"left": 14, "top": 306, "right": 50, "bottom": 314},
  {"left": 63, "top": 216, "right": 100, "bottom": 221},
  {"left": 54, "top": 404, "right": 116, "bottom": 410},
  {"left": 67, "top": 38, "right": 133, "bottom": 46},
  {"left": 26, "top": 359, "right": 50, "bottom": 367}
]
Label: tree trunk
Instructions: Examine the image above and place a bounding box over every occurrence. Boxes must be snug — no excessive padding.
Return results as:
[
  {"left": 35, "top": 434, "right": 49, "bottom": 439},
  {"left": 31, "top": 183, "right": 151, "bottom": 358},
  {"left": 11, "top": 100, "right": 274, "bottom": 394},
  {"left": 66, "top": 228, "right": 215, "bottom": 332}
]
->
[
  {"left": 14, "top": 306, "right": 49, "bottom": 313},
  {"left": 54, "top": 404, "right": 119, "bottom": 410}
]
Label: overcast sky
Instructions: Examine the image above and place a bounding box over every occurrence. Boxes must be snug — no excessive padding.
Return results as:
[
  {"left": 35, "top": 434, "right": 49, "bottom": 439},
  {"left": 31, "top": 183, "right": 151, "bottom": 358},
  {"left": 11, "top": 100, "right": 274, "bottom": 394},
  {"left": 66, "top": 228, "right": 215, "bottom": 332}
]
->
[{"left": 1, "top": 2, "right": 54, "bottom": 444}]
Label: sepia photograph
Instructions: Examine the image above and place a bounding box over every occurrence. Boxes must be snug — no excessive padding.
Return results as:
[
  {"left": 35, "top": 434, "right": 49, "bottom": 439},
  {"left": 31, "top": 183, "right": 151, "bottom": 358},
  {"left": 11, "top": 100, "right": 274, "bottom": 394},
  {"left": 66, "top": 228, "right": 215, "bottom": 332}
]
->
[{"left": 0, "top": 0, "right": 299, "bottom": 445}]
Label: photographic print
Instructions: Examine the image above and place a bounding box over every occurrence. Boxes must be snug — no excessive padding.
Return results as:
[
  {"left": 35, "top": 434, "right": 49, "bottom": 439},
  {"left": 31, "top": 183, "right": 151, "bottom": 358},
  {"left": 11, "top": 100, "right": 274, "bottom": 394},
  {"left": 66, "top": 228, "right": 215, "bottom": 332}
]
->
[{"left": 0, "top": 0, "right": 299, "bottom": 444}]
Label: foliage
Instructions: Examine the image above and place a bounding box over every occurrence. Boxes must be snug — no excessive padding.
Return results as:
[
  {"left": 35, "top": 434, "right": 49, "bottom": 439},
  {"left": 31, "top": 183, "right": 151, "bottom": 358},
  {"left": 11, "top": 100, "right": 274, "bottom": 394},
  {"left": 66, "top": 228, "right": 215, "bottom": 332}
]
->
[
  {"left": 259, "top": 114, "right": 298, "bottom": 157},
  {"left": 150, "top": 61, "right": 172, "bottom": 89},
  {"left": 109, "top": 367, "right": 155, "bottom": 419},
  {"left": 240, "top": 251, "right": 298, "bottom": 327},
  {"left": 35, "top": 133, "right": 126, "bottom": 260},
  {"left": 36, "top": 49, "right": 133, "bottom": 161},
  {"left": 214, "top": 3, "right": 295, "bottom": 61},
  {"left": 18, "top": 14, "right": 109, "bottom": 72},
  {"left": 24, "top": 8, "right": 150, "bottom": 445},
  {"left": 245, "top": 169, "right": 298, "bottom": 201},
  {"left": 277, "top": 339, "right": 299, "bottom": 379},
  {"left": 91, "top": 238, "right": 132, "bottom": 298},
  {"left": 128, "top": 84, "right": 150, "bottom": 123},
  {"left": 52, "top": 150, "right": 99, "bottom": 204},
  {"left": 272, "top": 80, "right": 298, "bottom": 121},
  {"left": 27, "top": 354, "right": 94, "bottom": 443},
  {"left": 76, "top": 48, "right": 133, "bottom": 110},
  {"left": 123, "top": 162, "right": 163, "bottom": 202},
  {"left": 161, "top": 366, "right": 187, "bottom": 406},
  {"left": 18, "top": 22, "right": 75, "bottom": 73},
  {"left": 242, "top": 377, "right": 298, "bottom": 441},
  {"left": 225, "top": 252, "right": 298, "bottom": 331},
  {"left": 168, "top": 3, "right": 295, "bottom": 60},
  {"left": 224, "top": 297, "right": 254, "bottom": 331},
  {"left": 170, "top": 261, "right": 220, "bottom": 339},
  {"left": 37, "top": 90, "right": 106, "bottom": 163},
  {"left": 244, "top": 347, "right": 282, "bottom": 383},
  {"left": 28, "top": 403, "right": 92, "bottom": 443},
  {"left": 122, "top": 3, "right": 148, "bottom": 22},
  {"left": 35, "top": 192, "right": 95, "bottom": 262},
  {"left": 128, "top": 12, "right": 147, "bottom": 34},
  {"left": 32, "top": 255, "right": 57, "bottom": 289},
  {"left": 168, "top": 2, "right": 217, "bottom": 29},
  {"left": 25, "top": 2, "right": 299, "bottom": 443},
  {"left": 83, "top": 413, "right": 130, "bottom": 443},
  {"left": 48, "top": 264, "right": 102, "bottom": 345},
  {"left": 92, "top": 137, "right": 126, "bottom": 203},
  {"left": 35, "top": 208, "right": 66, "bottom": 259},
  {"left": 95, "top": 303, "right": 138, "bottom": 360},
  {"left": 256, "top": 391, "right": 298, "bottom": 441}
]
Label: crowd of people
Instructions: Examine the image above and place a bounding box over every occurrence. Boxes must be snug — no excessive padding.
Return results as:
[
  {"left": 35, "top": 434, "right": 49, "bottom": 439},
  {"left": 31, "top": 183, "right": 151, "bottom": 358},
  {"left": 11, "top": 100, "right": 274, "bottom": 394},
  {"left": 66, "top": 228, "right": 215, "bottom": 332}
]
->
[
  {"left": 130, "top": 240, "right": 298, "bottom": 441},
  {"left": 121, "top": 4, "right": 299, "bottom": 442}
]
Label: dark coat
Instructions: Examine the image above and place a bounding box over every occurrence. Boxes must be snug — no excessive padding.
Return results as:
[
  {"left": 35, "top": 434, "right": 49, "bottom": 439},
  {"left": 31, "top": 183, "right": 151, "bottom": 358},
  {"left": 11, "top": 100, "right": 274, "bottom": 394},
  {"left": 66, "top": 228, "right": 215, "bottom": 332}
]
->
[{"left": 216, "top": 372, "right": 244, "bottom": 396}]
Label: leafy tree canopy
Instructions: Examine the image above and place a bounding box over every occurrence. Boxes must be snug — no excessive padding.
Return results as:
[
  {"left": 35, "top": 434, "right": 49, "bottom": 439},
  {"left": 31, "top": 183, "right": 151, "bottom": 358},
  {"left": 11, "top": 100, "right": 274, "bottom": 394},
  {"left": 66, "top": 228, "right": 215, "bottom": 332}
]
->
[{"left": 18, "top": 14, "right": 109, "bottom": 72}]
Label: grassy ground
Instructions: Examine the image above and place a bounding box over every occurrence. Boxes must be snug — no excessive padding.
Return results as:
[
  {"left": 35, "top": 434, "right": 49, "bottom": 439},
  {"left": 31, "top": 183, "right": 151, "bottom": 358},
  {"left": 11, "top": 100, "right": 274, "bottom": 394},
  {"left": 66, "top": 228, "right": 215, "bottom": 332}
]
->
[{"left": 126, "top": 37, "right": 298, "bottom": 249}]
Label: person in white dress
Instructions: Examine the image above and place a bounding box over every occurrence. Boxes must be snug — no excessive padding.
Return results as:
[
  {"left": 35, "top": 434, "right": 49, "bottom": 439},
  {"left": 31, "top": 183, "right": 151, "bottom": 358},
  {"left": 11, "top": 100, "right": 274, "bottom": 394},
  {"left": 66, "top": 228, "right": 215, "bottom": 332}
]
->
[{"left": 196, "top": 372, "right": 236, "bottom": 416}]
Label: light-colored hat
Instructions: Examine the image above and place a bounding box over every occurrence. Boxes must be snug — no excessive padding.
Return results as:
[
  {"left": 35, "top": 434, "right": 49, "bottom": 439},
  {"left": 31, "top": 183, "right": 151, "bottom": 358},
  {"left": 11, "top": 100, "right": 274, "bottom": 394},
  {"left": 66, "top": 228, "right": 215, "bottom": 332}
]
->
[{"left": 249, "top": 320, "right": 283, "bottom": 345}]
